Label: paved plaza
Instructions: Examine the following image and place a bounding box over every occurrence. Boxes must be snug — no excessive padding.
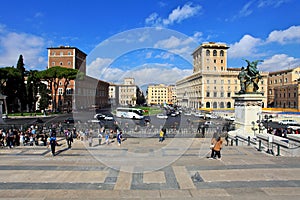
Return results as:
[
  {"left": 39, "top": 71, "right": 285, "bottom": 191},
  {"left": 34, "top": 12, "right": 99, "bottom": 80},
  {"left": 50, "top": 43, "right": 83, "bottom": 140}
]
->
[{"left": 1, "top": 137, "right": 300, "bottom": 200}]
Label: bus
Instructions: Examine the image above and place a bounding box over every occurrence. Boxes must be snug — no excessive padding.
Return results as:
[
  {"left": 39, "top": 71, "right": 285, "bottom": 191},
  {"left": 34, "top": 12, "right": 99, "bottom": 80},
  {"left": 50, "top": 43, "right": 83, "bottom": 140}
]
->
[{"left": 115, "top": 107, "right": 144, "bottom": 120}]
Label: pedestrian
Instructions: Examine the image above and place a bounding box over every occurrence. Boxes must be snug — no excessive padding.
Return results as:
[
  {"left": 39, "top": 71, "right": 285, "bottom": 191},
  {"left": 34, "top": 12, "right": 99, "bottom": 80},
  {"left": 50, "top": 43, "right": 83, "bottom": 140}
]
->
[
  {"left": 212, "top": 136, "right": 223, "bottom": 160},
  {"left": 98, "top": 128, "right": 103, "bottom": 145},
  {"left": 49, "top": 133, "right": 57, "bottom": 156},
  {"left": 88, "top": 131, "right": 93, "bottom": 147},
  {"left": 65, "top": 129, "right": 73, "bottom": 148},
  {"left": 105, "top": 132, "right": 110, "bottom": 145},
  {"left": 117, "top": 130, "right": 122, "bottom": 146},
  {"left": 159, "top": 128, "right": 164, "bottom": 142}
]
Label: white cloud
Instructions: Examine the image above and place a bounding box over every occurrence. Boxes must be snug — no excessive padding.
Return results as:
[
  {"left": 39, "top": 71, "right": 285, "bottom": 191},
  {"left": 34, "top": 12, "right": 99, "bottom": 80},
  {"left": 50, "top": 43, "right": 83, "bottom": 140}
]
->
[
  {"left": 239, "top": 1, "right": 254, "bottom": 17},
  {"left": 86, "top": 57, "right": 114, "bottom": 79},
  {"left": 228, "top": 34, "right": 262, "bottom": 58},
  {"left": 259, "top": 54, "right": 300, "bottom": 72},
  {"left": 0, "top": 30, "right": 46, "bottom": 69},
  {"left": 153, "top": 35, "right": 196, "bottom": 62},
  {"left": 87, "top": 58, "right": 192, "bottom": 86},
  {"left": 145, "top": 3, "right": 201, "bottom": 27},
  {"left": 258, "top": 0, "right": 290, "bottom": 8},
  {"left": 266, "top": 25, "right": 300, "bottom": 44}
]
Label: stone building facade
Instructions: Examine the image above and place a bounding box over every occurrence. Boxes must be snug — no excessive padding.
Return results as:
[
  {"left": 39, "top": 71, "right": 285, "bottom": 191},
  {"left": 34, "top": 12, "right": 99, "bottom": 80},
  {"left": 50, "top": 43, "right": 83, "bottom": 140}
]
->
[
  {"left": 176, "top": 42, "right": 268, "bottom": 110},
  {"left": 47, "top": 46, "right": 109, "bottom": 111}
]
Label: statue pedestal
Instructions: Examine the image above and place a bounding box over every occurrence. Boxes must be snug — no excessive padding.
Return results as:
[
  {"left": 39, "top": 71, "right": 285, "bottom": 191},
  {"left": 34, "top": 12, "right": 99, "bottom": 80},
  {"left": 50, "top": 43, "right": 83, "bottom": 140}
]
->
[
  {"left": 232, "top": 93, "right": 264, "bottom": 138},
  {"left": 0, "top": 100, "right": 3, "bottom": 124},
  {"left": 0, "top": 94, "right": 7, "bottom": 124}
]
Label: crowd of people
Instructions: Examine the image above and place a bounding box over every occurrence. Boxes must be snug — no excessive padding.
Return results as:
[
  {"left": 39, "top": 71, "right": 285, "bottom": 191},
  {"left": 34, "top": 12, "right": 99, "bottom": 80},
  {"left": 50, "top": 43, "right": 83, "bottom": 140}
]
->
[{"left": 0, "top": 121, "right": 124, "bottom": 154}]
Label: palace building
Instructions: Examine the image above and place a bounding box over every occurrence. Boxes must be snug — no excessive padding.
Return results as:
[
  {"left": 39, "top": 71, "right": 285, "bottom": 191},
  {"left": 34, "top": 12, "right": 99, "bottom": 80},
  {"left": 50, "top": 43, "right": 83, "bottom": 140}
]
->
[
  {"left": 47, "top": 46, "right": 109, "bottom": 111},
  {"left": 176, "top": 42, "right": 268, "bottom": 110}
]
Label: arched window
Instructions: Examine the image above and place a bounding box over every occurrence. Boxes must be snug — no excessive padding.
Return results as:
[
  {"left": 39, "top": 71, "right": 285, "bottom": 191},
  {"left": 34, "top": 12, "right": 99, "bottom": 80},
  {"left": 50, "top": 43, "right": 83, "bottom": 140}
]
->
[
  {"left": 220, "top": 102, "right": 225, "bottom": 108},
  {"left": 206, "top": 50, "right": 210, "bottom": 56},
  {"left": 227, "top": 102, "right": 231, "bottom": 108},
  {"left": 206, "top": 102, "right": 210, "bottom": 108},
  {"left": 220, "top": 50, "right": 224, "bottom": 56},
  {"left": 213, "top": 102, "right": 217, "bottom": 108},
  {"left": 213, "top": 50, "right": 217, "bottom": 56}
]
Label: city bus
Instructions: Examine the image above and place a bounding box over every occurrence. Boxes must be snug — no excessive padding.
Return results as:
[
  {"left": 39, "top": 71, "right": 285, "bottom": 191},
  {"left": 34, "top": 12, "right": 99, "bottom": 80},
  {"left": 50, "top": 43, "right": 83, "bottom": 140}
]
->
[{"left": 115, "top": 107, "right": 144, "bottom": 120}]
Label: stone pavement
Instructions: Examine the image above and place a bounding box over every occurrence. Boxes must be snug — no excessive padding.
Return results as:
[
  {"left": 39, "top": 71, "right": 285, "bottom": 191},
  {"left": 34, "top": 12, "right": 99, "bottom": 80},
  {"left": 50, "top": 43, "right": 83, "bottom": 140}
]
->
[{"left": 0, "top": 137, "right": 300, "bottom": 200}]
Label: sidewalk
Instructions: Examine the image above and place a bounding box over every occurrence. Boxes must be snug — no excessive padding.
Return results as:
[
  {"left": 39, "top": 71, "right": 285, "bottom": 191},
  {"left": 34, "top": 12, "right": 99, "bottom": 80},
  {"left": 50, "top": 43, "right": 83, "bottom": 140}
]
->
[{"left": 0, "top": 137, "right": 300, "bottom": 199}]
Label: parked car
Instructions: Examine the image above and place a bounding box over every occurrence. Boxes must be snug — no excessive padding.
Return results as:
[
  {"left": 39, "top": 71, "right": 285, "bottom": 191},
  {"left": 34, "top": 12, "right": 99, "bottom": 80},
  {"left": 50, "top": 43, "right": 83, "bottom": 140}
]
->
[
  {"left": 204, "top": 121, "right": 213, "bottom": 126},
  {"left": 64, "top": 117, "right": 75, "bottom": 124},
  {"left": 157, "top": 114, "right": 168, "bottom": 119},
  {"left": 278, "top": 119, "right": 298, "bottom": 125},
  {"left": 94, "top": 113, "right": 114, "bottom": 121},
  {"left": 193, "top": 112, "right": 205, "bottom": 118}
]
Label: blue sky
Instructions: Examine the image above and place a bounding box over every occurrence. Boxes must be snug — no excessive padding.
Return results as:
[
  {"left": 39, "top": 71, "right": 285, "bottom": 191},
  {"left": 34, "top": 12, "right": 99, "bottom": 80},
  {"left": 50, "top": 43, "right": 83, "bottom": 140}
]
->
[{"left": 0, "top": 0, "right": 300, "bottom": 86}]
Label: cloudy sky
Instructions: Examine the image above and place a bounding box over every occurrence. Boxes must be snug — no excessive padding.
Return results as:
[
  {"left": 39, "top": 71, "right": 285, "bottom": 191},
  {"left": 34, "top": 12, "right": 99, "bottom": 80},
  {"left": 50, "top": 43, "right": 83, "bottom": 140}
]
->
[{"left": 0, "top": 0, "right": 300, "bottom": 87}]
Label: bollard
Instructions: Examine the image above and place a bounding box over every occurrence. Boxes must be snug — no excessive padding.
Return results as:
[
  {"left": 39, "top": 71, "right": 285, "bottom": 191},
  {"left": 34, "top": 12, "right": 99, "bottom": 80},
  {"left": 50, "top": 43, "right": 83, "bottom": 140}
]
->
[
  {"left": 247, "top": 136, "right": 250, "bottom": 146},
  {"left": 258, "top": 140, "right": 262, "bottom": 151},
  {"left": 276, "top": 144, "right": 280, "bottom": 156}
]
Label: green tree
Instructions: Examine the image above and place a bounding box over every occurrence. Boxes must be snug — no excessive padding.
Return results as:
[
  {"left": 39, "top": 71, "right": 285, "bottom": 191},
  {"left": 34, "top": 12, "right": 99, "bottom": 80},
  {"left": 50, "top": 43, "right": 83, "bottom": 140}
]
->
[
  {"left": 26, "top": 70, "right": 40, "bottom": 112},
  {"left": 16, "top": 55, "right": 27, "bottom": 113},
  {"left": 38, "top": 83, "right": 51, "bottom": 111},
  {"left": 0, "top": 67, "right": 22, "bottom": 113},
  {"left": 39, "top": 66, "right": 80, "bottom": 112},
  {"left": 136, "top": 87, "right": 146, "bottom": 105}
]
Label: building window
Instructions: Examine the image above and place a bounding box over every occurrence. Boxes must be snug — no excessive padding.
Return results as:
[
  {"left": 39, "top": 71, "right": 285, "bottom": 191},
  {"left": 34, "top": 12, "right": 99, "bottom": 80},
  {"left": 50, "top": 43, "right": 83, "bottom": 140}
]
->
[
  {"left": 60, "top": 52, "right": 63, "bottom": 56},
  {"left": 214, "top": 59, "right": 216, "bottom": 63},
  {"left": 220, "top": 92, "right": 224, "bottom": 97},
  {"left": 285, "top": 78, "right": 288, "bottom": 83},
  {"left": 220, "top": 102, "right": 224, "bottom": 108},
  {"left": 214, "top": 92, "right": 217, "bottom": 97},
  {"left": 206, "top": 50, "right": 210, "bottom": 56},
  {"left": 221, "top": 66, "right": 224, "bottom": 71},
  {"left": 269, "top": 89, "right": 272, "bottom": 95},
  {"left": 213, "top": 50, "right": 217, "bottom": 56},
  {"left": 68, "top": 51, "right": 71, "bottom": 55},
  {"left": 207, "top": 66, "right": 209, "bottom": 71},
  {"left": 221, "top": 80, "right": 224, "bottom": 84},
  {"left": 58, "top": 88, "right": 63, "bottom": 95},
  {"left": 227, "top": 102, "right": 231, "bottom": 108},
  {"left": 227, "top": 92, "right": 231, "bottom": 97},
  {"left": 206, "top": 92, "right": 210, "bottom": 97},
  {"left": 213, "top": 102, "right": 217, "bottom": 108},
  {"left": 52, "top": 52, "right": 56, "bottom": 56},
  {"left": 60, "top": 62, "right": 63, "bottom": 65},
  {"left": 52, "top": 62, "right": 55, "bottom": 66},
  {"left": 214, "top": 66, "right": 216, "bottom": 71},
  {"left": 66, "top": 88, "right": 73, "bottom": 95},
  {"left": 206, "top": 102, "right": 210, "bottom": 108},
  {"left": 207, "top": 80, "right": 209, "bottom": 84},
  {"left": 68, "top": 61, "right": 71, "bottom": 65},
  {"left": 221, "top": 60, "right": 223, "bottom": 63},
  {"left": 220, "top": 50, "right": 224, "bottom": 56}
]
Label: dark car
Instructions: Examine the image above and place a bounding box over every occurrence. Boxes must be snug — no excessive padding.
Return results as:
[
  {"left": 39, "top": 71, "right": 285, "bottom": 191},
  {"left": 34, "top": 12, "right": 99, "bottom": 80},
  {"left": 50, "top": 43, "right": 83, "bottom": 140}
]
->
[
  {"left": 64, "top": 117, "right": 75, "bottom": 124},
  {"left": 35, "top": 118, "right": 44, "bottom": 123}
]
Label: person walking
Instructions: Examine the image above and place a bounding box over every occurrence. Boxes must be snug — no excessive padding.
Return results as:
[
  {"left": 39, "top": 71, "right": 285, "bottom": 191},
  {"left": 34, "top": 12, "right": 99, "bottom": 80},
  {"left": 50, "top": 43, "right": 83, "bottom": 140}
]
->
[
  {"left": 49, "top": 133, "right": 57, "bottom": 156},
  {"left": 98, "top": 128, "right": 103, "bottom": 145},
  {"left": 212, "top": 136, "right": 223, "bottom": 160},
  {"left": 159, "top": 128, "right": 164, "bottom": 142},
  {"left": 65, "top": 129, "right": 73, "bottom": 148},
  {"left": 117, "top": 130, "right": 122, "bottom": 146}
]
